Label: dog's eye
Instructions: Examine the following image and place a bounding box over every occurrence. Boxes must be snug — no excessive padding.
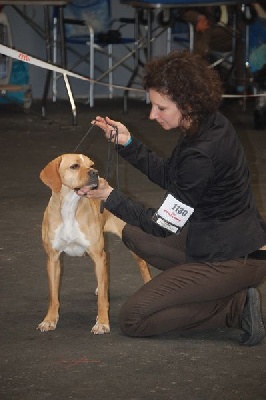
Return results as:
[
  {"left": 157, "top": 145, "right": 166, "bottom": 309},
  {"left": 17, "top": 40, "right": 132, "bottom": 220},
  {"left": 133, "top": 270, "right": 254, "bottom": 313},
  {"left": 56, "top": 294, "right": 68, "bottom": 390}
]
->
[{"left": 70, "top": 163, "right": 79, "bottom": 170}]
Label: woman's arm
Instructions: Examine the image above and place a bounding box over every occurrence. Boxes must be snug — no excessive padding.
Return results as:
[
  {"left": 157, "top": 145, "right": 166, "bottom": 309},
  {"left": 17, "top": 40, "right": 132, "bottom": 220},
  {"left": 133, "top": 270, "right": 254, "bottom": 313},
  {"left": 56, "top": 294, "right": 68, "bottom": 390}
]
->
[
  {"left": 105, "top": 189, "right": 169, "bottom": 236},
  {"left": 117, "top": 136, "right": 169, "bottom": 189},
  {"left": 76, "top": 178, "right": 169, "bottom": 236},
  {"left": 77, "top": 148, "right": 214, "bottom": 236}
]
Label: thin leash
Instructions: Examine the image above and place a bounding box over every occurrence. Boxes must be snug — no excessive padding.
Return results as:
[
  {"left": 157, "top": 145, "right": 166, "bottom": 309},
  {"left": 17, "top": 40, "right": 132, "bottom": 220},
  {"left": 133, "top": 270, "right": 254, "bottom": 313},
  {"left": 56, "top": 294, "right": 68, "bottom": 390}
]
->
[
  {"left": 100, "top": 123, "right": 120, "bottom": 213},
  {"left": 72, "top": 123, "right": 97, "bottom": 153},
  {"left": 73, "top": 120, "right": 120, "bottom": 213},
  {"left": 104, "top": 124, "right": 120, "bottom": 188}
]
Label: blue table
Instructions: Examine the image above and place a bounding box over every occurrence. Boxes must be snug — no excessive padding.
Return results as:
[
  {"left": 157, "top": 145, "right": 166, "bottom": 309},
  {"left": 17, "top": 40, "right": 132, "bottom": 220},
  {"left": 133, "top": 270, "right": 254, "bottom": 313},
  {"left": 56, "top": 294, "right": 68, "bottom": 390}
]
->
[
  {"left": 121, "top": 0, "right": 253, "bottom": 59},
  {"left": 122, "top": 0, "right": 253, "bottom": 7},
  {"left": 121, "top": 0, "right": 254, "bottom": 110}
]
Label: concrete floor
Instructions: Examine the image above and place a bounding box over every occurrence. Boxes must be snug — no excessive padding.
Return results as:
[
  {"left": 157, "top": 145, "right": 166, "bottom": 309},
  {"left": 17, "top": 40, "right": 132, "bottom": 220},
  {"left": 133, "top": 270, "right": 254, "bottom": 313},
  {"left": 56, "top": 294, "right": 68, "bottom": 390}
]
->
[{"left": 0, "top": 97, "right": 266, "bottom": 400}]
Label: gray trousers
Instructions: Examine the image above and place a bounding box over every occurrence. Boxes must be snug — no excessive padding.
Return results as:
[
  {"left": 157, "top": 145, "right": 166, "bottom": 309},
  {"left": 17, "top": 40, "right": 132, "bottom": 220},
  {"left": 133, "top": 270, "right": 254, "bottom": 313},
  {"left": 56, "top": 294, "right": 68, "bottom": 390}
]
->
[{"left": 120, "top": 225, "right": 266, "bottom": 337}]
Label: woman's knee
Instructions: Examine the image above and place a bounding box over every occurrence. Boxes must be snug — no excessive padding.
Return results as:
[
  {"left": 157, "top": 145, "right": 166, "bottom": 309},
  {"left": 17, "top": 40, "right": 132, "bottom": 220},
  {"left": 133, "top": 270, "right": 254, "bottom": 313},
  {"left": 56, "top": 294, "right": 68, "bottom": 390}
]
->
[
  {"left": 122, "top": 224, "right": 138, "bottom": 252},
  {"left": 122, "top": 224, "right": 184, "bottom": 270},
  {"left": 119, "top": 301, "right": 142, "bottom": 337},
  {"left": 122, "top": 224, "right": 151, "bottom": 258}
]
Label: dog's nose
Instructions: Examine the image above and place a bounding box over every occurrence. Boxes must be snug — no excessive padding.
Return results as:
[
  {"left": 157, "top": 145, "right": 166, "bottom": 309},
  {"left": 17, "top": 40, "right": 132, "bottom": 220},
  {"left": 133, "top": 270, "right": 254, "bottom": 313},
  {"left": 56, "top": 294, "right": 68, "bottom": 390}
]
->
[{"left": 89, "top": 169, "right": 98, "bottom": 177}]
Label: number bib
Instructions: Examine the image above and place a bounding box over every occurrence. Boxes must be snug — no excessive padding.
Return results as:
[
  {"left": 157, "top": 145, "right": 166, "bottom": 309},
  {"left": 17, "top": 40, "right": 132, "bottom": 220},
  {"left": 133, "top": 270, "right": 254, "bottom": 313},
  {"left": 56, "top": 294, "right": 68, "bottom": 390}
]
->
[{"left": 152, "top": 193, "right": 194, "bottom": 234}]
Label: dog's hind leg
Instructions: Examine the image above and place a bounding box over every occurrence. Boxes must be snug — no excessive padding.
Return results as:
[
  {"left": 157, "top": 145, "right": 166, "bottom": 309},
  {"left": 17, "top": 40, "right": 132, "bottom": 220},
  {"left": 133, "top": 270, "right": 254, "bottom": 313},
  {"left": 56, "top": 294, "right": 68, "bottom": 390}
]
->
[
  {"left": 37, "top": 253, "right": 61, "bottom": 332},
  {"left": 130, "top": 252, "right": 152, "bottom": 284},
  {"left": 103, "top": 215, "right": 152, "bottom": 284}
]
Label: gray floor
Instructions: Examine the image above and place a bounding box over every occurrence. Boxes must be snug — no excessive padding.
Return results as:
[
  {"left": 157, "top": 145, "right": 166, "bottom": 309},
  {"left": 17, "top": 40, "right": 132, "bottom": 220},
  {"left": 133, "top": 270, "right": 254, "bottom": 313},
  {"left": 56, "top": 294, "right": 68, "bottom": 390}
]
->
[{"left": 0, "top": 97, "right": 266, "bottom": 400}]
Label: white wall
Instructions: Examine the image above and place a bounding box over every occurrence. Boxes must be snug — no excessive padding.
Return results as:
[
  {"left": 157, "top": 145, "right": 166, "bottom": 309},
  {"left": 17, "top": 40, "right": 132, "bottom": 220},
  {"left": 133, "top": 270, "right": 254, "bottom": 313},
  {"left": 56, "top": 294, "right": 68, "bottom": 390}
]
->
[{"left": 3, "top": 1, "right": 168, "bottom": 100}]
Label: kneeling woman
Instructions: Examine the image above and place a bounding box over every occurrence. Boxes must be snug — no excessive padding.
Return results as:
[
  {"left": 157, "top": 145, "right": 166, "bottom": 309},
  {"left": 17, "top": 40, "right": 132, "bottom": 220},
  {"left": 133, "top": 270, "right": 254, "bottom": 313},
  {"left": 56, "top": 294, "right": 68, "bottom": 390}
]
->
[{"left": 77, "top": 50, "right": 266, "bottom": 346}]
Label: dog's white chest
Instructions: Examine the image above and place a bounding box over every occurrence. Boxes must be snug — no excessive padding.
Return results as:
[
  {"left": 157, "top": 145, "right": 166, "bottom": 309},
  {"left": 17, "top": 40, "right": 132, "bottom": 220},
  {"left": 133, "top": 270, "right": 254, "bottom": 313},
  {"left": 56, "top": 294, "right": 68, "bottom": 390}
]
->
[{"left": 52, "top": 192, "right": 90, "bottom": 257}]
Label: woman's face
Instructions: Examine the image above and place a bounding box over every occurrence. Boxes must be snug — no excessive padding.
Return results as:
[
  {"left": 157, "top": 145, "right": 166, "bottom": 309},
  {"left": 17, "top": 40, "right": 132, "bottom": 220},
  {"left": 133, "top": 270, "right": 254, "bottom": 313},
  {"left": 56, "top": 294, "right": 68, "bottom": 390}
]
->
[{"left": 148, "top": 89, "right": 185, "bottom": 130}]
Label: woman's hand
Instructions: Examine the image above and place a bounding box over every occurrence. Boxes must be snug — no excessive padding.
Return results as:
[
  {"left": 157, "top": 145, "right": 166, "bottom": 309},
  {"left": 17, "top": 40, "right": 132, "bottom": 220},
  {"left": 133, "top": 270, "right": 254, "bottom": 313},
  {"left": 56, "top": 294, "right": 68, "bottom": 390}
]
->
[
  {"left": 92, "top": 116, "right": 131, "bottom": 146},
  {"left": 76, "top": 178, "right": 113, "bottom": 201}
]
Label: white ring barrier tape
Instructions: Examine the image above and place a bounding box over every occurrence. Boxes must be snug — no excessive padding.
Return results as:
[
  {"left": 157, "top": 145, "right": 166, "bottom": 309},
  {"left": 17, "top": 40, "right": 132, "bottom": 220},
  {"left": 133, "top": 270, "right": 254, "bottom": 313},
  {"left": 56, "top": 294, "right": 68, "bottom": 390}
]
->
[
  {"left": 0, "top": 44, "right": 144, "bottom": 93},
  {"left": 0, "top": 44, "right": 265, "bottom": 99},
  {"left": 63, "top": 73, "right": 76, "bottom": 113}
]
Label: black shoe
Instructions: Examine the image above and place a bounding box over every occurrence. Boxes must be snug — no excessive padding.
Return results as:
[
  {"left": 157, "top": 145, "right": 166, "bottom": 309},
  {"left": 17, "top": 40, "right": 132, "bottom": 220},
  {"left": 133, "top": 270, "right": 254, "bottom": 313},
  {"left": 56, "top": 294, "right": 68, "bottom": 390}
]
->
[{"left": 240, "top": 288, "right": 265, "bottom": 346}]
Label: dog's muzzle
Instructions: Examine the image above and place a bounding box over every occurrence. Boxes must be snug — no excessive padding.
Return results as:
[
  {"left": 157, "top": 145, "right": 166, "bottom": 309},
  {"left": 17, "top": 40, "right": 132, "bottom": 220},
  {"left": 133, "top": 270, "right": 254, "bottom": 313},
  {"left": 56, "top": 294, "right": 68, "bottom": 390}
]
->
[
  {"left": 74, "top": 169, "right": 99, "bottom": 192},
  {"left": 88, "top": 169, "right": 99, "bottom": 189}
]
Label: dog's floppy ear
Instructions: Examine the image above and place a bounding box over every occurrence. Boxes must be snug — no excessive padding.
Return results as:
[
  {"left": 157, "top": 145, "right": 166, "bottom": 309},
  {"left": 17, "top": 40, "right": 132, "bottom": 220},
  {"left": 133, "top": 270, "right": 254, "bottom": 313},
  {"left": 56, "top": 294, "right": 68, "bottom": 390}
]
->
[{"left": 40, "top": 156, "right": 62, "bottom": 193}]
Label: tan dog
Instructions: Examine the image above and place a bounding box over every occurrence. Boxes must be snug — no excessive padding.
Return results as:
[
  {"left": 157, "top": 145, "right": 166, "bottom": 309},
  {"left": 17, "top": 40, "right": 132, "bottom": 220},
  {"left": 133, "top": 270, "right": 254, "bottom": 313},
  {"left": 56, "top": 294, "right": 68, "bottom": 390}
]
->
[{"left": 37, "top": 153, "right": 151, "bottom": 334}]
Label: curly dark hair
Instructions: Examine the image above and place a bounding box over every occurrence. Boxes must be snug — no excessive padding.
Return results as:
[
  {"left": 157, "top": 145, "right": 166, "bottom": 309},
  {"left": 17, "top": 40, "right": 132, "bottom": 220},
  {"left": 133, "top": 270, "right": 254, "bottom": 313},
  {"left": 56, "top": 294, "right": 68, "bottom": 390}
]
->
[{"left": 143, "top": 50, "right": 223, "bottom": 127}]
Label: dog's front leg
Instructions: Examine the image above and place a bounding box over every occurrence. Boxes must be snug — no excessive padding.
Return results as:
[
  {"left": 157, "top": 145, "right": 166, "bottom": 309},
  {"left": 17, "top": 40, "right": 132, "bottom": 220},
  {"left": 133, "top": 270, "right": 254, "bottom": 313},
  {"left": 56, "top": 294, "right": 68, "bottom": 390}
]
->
[
  {"left": 38, "top": 253, "right": 61, "bottom": 332},
  {"left": 91, "top": 250, "right": 110, "bottom": 334}
]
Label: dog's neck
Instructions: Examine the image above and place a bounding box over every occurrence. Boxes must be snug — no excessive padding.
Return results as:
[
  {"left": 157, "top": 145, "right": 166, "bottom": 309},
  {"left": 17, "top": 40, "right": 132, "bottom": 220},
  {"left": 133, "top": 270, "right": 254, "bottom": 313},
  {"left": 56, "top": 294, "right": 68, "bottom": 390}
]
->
[{"left": 60, "top": 188, "right": 80, "bottom": 219}]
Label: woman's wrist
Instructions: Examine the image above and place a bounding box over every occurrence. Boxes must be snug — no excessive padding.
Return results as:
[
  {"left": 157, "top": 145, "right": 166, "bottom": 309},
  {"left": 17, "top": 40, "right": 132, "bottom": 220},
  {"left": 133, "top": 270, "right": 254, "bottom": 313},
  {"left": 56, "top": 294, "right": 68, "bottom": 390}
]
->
[
  {"left": 105, "top": 187, "right": 114, "bottom": 200},
  {"left": 123, "top": 136, "right": 132, "bottom": 147}
]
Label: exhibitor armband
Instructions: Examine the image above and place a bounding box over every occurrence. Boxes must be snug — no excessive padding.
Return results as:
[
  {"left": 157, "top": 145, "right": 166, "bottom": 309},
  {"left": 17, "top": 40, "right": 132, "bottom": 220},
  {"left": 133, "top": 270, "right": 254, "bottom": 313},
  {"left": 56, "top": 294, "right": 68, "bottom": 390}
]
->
[{"left": 152, "top": 193, "right": 194, "bottom": 234}]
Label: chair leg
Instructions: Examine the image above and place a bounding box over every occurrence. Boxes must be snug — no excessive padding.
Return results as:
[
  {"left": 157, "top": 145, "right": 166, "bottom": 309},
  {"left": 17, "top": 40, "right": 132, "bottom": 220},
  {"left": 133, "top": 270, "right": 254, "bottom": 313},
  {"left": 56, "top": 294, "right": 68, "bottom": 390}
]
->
[
  {"left": 167, "top": 27, "right": 171, "bottom": 54},
  {"left": 52, "top": 8, "right": 58, "bottom": 102},
  {"left": 108, "top": 44, "right": 113, "bottom": 99},
  {"left": 89, "top": 29, "right": 94, "bottom": 107},
  {"left": 188, "top": 23, "right": 194, "bottom": 53}
]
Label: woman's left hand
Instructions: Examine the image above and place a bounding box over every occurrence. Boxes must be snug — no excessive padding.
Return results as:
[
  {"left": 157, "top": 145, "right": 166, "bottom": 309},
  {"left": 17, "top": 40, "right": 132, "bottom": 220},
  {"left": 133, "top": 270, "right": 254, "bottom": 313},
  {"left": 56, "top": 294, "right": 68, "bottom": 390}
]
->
[
  {"left": 92, "top": 116, "right": 131, "bottom": 146},
  {"left": 76, "top": 178, "right": 113, "bottom": 201}
]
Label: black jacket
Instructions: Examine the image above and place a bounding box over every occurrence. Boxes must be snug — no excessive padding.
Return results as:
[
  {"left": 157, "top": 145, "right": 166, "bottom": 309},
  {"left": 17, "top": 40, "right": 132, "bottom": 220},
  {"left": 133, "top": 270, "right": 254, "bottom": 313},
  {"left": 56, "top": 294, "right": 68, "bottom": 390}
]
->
[{"left": 105, "top": 111, "right": 266, "bottom": 262}]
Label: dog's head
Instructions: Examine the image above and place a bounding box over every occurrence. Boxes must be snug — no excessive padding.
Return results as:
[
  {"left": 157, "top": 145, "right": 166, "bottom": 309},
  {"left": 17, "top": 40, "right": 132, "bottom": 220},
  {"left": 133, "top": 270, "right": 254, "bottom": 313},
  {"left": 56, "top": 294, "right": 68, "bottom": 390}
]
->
[{"left": 40, "top": 154, "right": 98, "bottom": 193}]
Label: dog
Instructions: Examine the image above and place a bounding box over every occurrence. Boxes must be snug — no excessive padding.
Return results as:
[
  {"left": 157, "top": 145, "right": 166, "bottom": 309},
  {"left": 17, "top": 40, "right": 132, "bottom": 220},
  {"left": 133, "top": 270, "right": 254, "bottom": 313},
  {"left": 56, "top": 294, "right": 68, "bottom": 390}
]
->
[{"left": 37, "top": 153, "right": 151, "bottom": 334}]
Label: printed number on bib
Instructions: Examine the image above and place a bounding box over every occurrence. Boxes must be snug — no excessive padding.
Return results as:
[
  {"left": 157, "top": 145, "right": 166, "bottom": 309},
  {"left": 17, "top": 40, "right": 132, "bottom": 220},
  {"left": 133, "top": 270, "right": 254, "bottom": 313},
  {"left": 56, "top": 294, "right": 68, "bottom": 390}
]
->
[{"left": 152, "top": 194, "right": 194, "bottom": 234}]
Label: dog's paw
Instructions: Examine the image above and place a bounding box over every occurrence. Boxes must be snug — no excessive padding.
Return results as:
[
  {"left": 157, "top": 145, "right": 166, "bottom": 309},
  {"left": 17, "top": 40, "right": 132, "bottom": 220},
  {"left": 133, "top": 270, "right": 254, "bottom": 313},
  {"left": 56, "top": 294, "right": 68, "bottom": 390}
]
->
[
  {"left": 91, "top": 321, "right": 110, "bottom": 335},
  {"left": 37, "top": 317, "right": 58, "bottom": 332}
]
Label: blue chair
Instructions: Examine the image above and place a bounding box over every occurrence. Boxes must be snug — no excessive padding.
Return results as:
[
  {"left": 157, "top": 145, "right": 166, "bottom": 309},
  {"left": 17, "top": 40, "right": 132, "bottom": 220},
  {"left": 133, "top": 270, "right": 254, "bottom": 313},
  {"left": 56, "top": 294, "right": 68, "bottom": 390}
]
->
[{"left": 61, "top": 0, "right": 142, "bottom": 107}]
